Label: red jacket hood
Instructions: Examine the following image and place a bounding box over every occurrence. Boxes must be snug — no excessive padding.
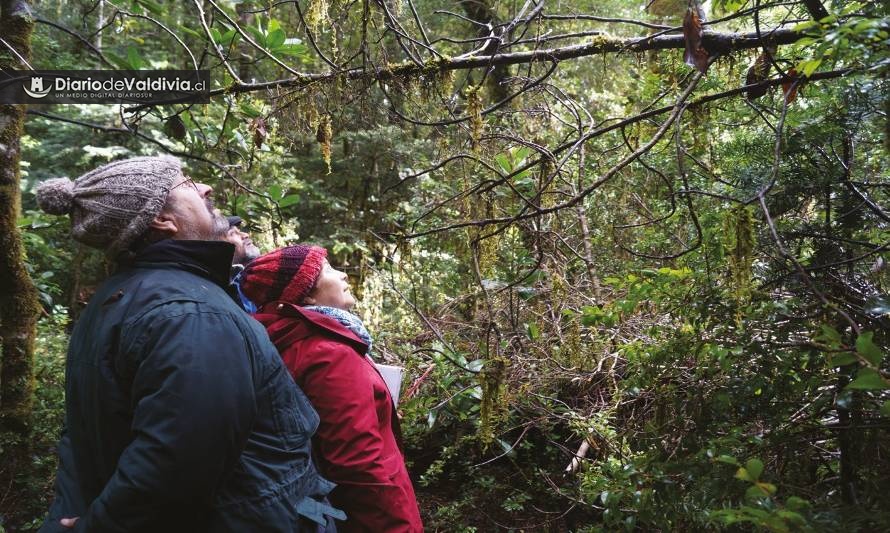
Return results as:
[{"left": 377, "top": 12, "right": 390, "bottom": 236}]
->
[{"left": 253, "top": 301, "right": 369, "bottom": 355}]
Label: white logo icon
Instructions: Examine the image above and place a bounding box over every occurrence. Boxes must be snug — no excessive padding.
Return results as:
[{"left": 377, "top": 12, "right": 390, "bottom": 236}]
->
[{"left": 23, "top": 77, "right": 51, "bottom": 98}]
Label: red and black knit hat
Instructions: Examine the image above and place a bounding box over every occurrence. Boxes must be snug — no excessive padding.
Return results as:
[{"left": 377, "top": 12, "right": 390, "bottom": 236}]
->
[{"left": 239, "top": 244, "right": 327, "bottom": 306}]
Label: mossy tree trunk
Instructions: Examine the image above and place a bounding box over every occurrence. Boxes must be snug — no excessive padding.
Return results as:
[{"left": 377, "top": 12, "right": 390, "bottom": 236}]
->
[{"left": 0, "top": 0, "right": 40, "bottom": 435}]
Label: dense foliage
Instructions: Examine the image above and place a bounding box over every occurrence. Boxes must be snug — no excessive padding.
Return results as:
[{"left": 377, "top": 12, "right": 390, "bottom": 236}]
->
[{"left": 1, "top": 0, "right": 889, "bottom": 531}]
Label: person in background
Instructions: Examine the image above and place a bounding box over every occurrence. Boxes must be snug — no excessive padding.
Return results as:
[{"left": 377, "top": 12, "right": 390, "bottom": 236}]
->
[
  {"left": 235, "top": 245, "right": 424, "bottom": 533},
  {"left": 35, "top": 157, "right": 342, "bottom": 533},
  {"left": 225, "top": 215, "right": 261, "bottom": 267}
]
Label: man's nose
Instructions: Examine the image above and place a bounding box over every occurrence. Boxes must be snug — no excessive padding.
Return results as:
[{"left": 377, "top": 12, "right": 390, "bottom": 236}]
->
[{"left": 196, "top": 182, "right": 213, "bottom": 196}]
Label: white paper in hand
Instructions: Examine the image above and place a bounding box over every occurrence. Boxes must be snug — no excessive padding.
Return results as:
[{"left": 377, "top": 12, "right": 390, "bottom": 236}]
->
[{"left": 375, "top": 363, "right": 404, "bottom": 407}]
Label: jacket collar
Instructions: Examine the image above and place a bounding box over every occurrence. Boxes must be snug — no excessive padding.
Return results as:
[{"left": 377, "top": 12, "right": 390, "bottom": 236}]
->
[
  {"left": 126, "top": 239, "right": 235, "bottom": 288},
  {"left": 258, "top": 301, "right": 369, "bottom": 354}
]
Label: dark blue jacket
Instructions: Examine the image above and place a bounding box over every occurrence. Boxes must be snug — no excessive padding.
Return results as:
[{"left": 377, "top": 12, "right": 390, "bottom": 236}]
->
[{"left": 40, "top": 240, "right": 343, "bottom": 532}]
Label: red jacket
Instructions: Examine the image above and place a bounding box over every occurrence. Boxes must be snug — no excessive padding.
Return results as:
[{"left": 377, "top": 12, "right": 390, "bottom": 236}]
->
[{"left": 254, "top": 302, "right": 423, "bottom": 533}]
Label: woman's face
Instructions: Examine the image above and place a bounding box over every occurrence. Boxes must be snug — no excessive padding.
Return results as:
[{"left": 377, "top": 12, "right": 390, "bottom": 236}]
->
[{"left": 304, "top": 259, "right": 356, "bottom": 310}]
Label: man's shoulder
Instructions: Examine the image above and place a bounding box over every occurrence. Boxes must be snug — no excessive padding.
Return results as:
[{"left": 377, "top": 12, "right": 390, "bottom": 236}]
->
[{"left": 104, "top": 266, "right": 247, "bottom": 329}]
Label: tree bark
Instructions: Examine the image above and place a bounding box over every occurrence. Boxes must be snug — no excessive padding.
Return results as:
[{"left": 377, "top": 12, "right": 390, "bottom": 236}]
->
[{"left": 0, "top": 0, "right": 40, "bottom": 434}]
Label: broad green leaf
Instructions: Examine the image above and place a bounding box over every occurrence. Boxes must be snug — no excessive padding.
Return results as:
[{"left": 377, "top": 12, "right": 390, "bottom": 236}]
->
[
  {"left": 829, "top": 352, "right": 857, "bottom": 367},
  {"left": 715, "top": 454, "right": 739, "bottom": 466},
  {"left": 856, "top": 331, "right": 883, "bottom": 366},
  {"left": 274, "top": 43, "right": 308, "bottom": 57},
  {"left": 278, "top": 194, "right": 300, "bottom": 208},
  {"left": 247, "top": 26, "right": 266, "bottom": 47},
  {"left": 209, "top": 27, "right": 223, "bottom": 44},
  {"left": 792, "top": 21, "right": 818, "bottom": 32},
  {"left": 268, "top": 19, "right": 282, "bottom": 32},
  {"left": 268, "top": 184, "right": 283, "bottom": 199},
  {"left": 735, "top": 467, "right": 751, "bottom": 482},
  {"left": 219, "top": 29, "right": 238, "bottom": 46},
  {"left": 745, "top": 458, "right": 764, "bottom": 481},
  {"left": 846, "top": 368, "right": 890, "bottom": 390},
  {"left": 881, "top": 400, "right": 890, "bottom": 417},
  {"left": 134, "top": 0, "right": 164, "bottom": 15},
  {"left": 267, "top": 28, "right": 286, "bottom": 49},
  {"left": 179, "top": 26, "right": 204, "bottom": 39},
  {"left": 817, "top": 324, "right": 841, "bottom": 345},
  {"left": 785, "top": 496, "right": 810, "bottom": 511},
  {"left": 127, "top": 46, "right": 144, "bottom": 70},
  {"left": 798, "top": 58, "right": 822, "bottom": 77},
  {"left": 467, "top": 359, "right": 484, "bottom": 372},
  {"left": 745, "top": 484, "right": 770, "bottom": 501},
  {"left": 239, "top": 101, "right": 263, "bottom": 118}
]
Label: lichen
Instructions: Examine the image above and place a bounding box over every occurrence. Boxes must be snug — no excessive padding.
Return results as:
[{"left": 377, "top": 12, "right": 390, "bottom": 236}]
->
[
  {"left": 722, "top": 205, "right": 756, "bottom": 325},
  {"left": 316, "top": 114, "right": 333, "bottom": 174},
  {"left": 465, "top": 86, "right": 484, "bottom": 150}
]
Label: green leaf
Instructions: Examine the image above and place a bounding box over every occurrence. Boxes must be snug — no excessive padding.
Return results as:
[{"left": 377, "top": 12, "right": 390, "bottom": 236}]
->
[
  {"left": 179, "top": 26, "right": 205, "bottom": 39},
  {"left": 268, "top": 184, "right": 283, "bottom": 199},
  {"left": 745, "top": 485, "right": 770, "bottom": 501},
  {"left": 881, "top": 400, "right": 890, "bottom": 417},
  {"left": 856, "top": 331, "right": 883, "bottom": 366},
  {"left": 797, "top": 58, "right": 822, "bottom": 77},
  {"left": 126, "top": 46, "right": 144, "bottom": 70},
  {"left": 273, "top": 43, "right": 308, "bottom": 57},
  {"left": 247, "top": 26, "right": 266, "bottom": 47},
  {"left": 829, "top": 352, "right": 857, "bottom": 367},
  {"left": 209, "top": 27, "right": 223, "bottom": 44},
  {"left": 278, "top": 194, "right": 300, "bottom": 208},
  {"left": 104, "top": 51, "right": 132, "bottom": 70},
  {"left": 268, "top": 19, "right": 282, "bottom": 33},
  {"left": 266, "top": 28, "right": 286, "bottom": 49},
  {"left": 133, "top": 0, "right": 163, "bottom": 15},
  {"left": 525, "top": 322, "right": 540, "bottom": 340},
  {"left": 847, "top": 368, "right": 890, "bottom": 390},
  {"left": 745, "top": 458, "right": 764, "bottom": 481},
  {"left": 735, "top": 467, "right": 751, "bottom": 482},
  {"left": 817, "top": 324, "right": 841, "bottom": 345},
  {"left": 219, "top": 29, "right": 238, "bottom": 46},
  {"left": 715, "top": 454, "right": 739, "bottom": 466},
  {"left": 785, "top": 496, "right": 810, "bottom": 511},
  {"left": 239, "top": 101, "right": 263, "bottom": 118}
]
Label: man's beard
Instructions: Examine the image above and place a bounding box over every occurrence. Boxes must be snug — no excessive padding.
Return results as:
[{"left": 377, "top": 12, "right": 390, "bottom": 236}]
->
[{"left": 205, "top": 197, "right": 230, "bottom": 241}]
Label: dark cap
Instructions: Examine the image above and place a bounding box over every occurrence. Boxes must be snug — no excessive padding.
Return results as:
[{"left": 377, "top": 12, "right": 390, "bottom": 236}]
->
[{"left": 227, "top": 216, "right": 242, "bottom": 228}]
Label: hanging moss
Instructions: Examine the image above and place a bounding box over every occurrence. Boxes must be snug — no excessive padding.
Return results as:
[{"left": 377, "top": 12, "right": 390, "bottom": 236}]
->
[
  {"left": 477, "top": 355, "right": 508, "bottom": 449},
  {"left": 316, "top": 114, "right": 333, "bottom": 174},
  {"left": 305, "top": 0, "right": 330, "bottom": 31},
  {"left": 465, "top": 86, "right": 484, "bottom": 151},
  {"left": 722, "top": 205, "right": 756, "bottom": 325}
]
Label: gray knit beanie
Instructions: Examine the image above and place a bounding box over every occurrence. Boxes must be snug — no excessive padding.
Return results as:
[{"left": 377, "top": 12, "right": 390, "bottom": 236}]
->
[{"left": 36, "top": 156, "right": 183, "bottom": 256}]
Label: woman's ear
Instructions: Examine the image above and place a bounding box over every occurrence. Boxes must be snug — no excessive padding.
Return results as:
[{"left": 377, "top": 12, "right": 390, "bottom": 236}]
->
[{"left": 302, "top": 295, "right": 316, "bottom": 305}]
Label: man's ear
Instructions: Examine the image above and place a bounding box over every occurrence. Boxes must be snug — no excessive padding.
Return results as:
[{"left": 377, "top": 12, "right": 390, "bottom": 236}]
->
[{"left": 149, "top": 210, "right": 179, "bottom": 237}]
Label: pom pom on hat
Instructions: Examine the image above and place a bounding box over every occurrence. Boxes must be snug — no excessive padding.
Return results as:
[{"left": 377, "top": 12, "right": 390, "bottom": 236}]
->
[
  {"left": 33, "top": 156, "right": 181, "bottom": 256},
  {"left": 36, "top": 178, "right": 75, "bottom": 215}
]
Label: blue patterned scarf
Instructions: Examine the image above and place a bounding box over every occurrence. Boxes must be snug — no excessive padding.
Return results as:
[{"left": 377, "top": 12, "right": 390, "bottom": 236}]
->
[{"left": 304, "top": 305, "right": 373, "bottom": 356}]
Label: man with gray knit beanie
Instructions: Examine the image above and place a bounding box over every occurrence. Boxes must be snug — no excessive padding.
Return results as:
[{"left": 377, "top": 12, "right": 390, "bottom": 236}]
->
[{"left": 37, "top": 156, "right": 341, "bottom": 533}]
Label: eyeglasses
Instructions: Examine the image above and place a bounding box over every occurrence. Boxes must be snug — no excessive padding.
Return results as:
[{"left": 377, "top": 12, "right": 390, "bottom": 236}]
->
[{"left": 170, "top": 177, "right": 198, "bottom": 192}]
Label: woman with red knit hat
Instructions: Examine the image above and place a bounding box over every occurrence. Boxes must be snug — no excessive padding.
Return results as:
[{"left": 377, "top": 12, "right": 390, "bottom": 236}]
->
[{"left": 235, "top": 245, "right": 423, "bottom": 533}]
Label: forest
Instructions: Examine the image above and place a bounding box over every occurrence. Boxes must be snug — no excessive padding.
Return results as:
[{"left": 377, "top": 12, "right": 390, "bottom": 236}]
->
[{"left": 0, "top": 0, "right": 888, "bottom": 531}]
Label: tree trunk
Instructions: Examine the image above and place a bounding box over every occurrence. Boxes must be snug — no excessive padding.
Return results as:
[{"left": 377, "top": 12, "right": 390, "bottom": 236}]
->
[{"left": 0, "top": 0, "right": 40, "bottom": 435}]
